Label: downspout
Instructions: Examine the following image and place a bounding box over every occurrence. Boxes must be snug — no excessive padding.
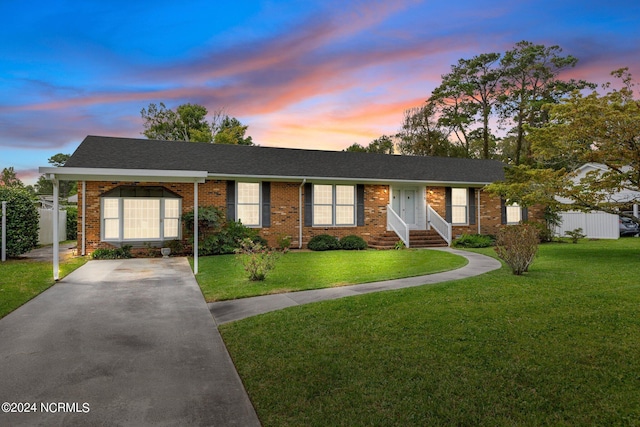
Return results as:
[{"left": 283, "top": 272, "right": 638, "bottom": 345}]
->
[
  {"left": 299, "top": 179, "right": 306, "bottom": 249},
  {"left": 81, "top": 180, "right": 86, "bottom": 256},
  {"left": 194, "top": 180, "right": 199, "bottom": 275},
  {"left": 477, "top": 188, "right": 481, "bottom": 234}
]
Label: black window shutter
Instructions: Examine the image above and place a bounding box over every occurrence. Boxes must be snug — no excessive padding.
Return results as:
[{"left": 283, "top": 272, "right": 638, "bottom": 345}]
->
[
  {"left": 226, "top": 180, "right": 236, "bottom": 221},
  {"left": 522, "top": 207, "right": 529, "bottom": 222},
  {"left": 262, "top": 182, "right": 271, "bottom": 227},
  {"left": 356, "top": 184, "right": 365, "bottom": 226},
  {"left": 469, "top": 188, "right": 476, "bottom": 225},
  {"left": 445, "top": 187, "right": 452, "bottom": 223},
  {"left": 304, "top": 183, "right": 313, "bottom": 227},
  {"left": 500, "top": 198, "right": 507, "bottom": 224}
]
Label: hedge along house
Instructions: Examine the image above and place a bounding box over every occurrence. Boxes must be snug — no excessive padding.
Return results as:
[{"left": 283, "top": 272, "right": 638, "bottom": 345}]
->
[{"left": 40, "top": 135, "right": 535, "bottom": 277}]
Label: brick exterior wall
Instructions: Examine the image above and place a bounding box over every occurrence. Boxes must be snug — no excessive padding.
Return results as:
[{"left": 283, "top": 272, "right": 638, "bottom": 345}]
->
[{"left": 77, "top": 180, "right": 543, "bottom": 254}]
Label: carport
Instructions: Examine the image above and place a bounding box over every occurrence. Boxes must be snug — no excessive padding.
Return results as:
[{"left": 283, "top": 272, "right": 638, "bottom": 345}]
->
[{"left": 38, "top": 167, "right": 207, "bottom": 279}]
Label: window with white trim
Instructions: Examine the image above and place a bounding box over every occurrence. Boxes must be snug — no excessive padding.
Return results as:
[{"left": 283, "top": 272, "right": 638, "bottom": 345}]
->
[
  {"left": 237, "top": 182, "right": 260, "bottom": 226},
  {"left": 451, "top": 188, "right": 468, "bottom": 224},
  {"left": 313, "top": 184, "right": 355, "bottom": 226},
  {"left": 101, "top": 197, "right": 181, "bottom": 242},
  {"left": 506, "top": 202, "right": 522, "bottom": 224}
]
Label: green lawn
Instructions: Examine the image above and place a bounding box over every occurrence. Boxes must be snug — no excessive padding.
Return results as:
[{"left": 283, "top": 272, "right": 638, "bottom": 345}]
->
[
  {"left": 0, "top": 257, "right": 88, "bottom": 318},
  {"left": 194, "top": 249, "right": 467, "bottom": 301},
  {"left": 220, "top": 239, "right": 640, "bottom": 426}
]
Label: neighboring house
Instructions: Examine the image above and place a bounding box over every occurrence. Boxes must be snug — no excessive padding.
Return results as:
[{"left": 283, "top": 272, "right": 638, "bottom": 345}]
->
[
  {"left": 555, "top": 163, "right": 640, "bottom": 239},
  {"left": 40, "top": 135, "right": 540, "bottom": 256}
]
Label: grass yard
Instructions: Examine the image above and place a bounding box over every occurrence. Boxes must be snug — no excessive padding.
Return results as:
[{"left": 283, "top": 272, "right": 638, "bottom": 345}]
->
[
  {"left": 220, "top": 239, "right": 640, "bottom": 426},
  {"left": 194, "top": 249, "right": 467, "bottom": 301},
  {"left": 0, "top": 257, "right": 87, "bottom": 318}
]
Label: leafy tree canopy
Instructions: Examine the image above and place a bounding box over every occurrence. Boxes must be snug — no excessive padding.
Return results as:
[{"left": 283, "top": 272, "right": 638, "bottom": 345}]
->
[
  {"left": 0, "top": 167, "right": 23, "bottom": 188},
  {"left": 141, "top": 102, "right": 254, "bottom": 145},
  {"left": 345, "top": 135, "right": 394, "bottom": 154},
  {"left": 488, "top": 68, "right": 640, "bottom": 222}
]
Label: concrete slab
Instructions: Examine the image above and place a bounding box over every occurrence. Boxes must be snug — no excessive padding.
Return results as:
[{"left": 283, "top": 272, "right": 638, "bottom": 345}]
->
[
  {"left": 209, "top": 248, "right": 502, "bottom": 324},
  {"left": 0, "top": 258, "right": 260, "bottom": 427}
]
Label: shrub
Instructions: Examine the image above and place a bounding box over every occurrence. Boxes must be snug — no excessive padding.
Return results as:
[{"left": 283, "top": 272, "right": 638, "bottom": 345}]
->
[
  {"left": 235, "top": 238, "right": 281, "bottom": 281},
  {"left": 565, "top": 228, "right": 586, "bottom": 244},
  {"left": 165, "top": 239, "right": 185, "bottom": 255},
  {"left": 199, "top": 220, "right": 264, "bottom": 255},
  {"left": 394, "top": 240, "right": 406, "bottom": 250},
  {"left": 277, "top": 234, "right": 292, "bottom": 251},
  {"left": 182, "top": 206, "right": 225, "bottom": 239},
  {"left": 308, "top": 234, "right": 341, "bottom": 251},
  {"left": 339, "top": 235, "right": 367, "bottom": 250},
  {"left": 92, "top": 245, "right": 132, "bottom": 259},
  {"left": 494, "top": 224, "right": 538, "bottom": 275},
  {"left": 453, "top": 233, "right": 495, "bottom": 248},
  {"left": 0, "top": 187, "right": 39, "bottom": 257},
  {"left": 65, "top": 206, "right": 78, "bottom": 240}
]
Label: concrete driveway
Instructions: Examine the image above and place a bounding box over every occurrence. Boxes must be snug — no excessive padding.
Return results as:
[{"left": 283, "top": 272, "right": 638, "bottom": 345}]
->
[{"left": 0, "top": 258, "right": 260, "bottom": 427}]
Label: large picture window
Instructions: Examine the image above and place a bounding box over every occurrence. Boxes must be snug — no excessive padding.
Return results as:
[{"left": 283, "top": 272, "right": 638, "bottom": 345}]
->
[
  {"left": 101, "top": 189, "right": 181, "bottom": 242},
  {"left": 313, "top": 184, "right": 355, "bottom": 226}
]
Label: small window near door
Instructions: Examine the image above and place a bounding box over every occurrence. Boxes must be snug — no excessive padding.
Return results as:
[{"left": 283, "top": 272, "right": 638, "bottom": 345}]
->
[{"left": 451, "top": 188, "right": 468, "bottom": 224}]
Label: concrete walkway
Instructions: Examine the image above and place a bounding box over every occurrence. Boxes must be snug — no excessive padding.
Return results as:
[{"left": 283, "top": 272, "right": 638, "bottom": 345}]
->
[
  {"left": 0, "top": 258, "right": 260, "bottom": 427},
  {"left": 21, "top": 241, "right": 77, "bottom": 262},
  {"left": 209, "top": 248, "right": 502, "bottom": 324}
]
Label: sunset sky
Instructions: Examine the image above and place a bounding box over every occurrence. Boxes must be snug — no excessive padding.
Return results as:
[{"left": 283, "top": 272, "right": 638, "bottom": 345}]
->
[{"left": 2, "top": 0, "right": 639, "bottom": 185}]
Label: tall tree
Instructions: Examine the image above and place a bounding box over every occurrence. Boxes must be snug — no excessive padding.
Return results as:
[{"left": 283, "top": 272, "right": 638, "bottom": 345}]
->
[
  {"left": 489, "top": 69, "right": 640, "bottom": 222},
  {"left": 345, "top": 136, "right": 395, "bottom": 154},
  {"left": 0, "top": 167, "right": 23, "bottom": 188},
  {"left": 396, "top": 103, "right": 464, "bottom": 157},
  {"left": 431, "top": 53, "right": 503, "bottom": 159},
  {"left": 498, "top": 41, "right": 594, "bottom": 165},
  {"left": 213, "top": 116, "right": 254, "bottom": 145},
  {"left": 141, "top": 102, "right": 214, "bottom": 142}
]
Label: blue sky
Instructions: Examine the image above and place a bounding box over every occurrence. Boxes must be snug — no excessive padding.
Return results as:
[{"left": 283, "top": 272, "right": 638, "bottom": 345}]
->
[{"left": 2, "top": 0, "right": 639, "bottom": 185}]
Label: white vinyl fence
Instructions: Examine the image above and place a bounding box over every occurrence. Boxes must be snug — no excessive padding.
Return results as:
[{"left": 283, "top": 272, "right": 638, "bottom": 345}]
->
[
  {"left": 555, "top": 211, "right": 619, "bottom": 239},
  {"left": 38, "top": 208, "right": 67, "bottom": 245}
]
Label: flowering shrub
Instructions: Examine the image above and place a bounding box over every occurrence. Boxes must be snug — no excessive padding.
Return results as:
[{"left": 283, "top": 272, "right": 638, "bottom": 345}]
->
[
  {"left": 235, "top": 238, "right": 281, "bottom": 281},
  {"left": 494, "top": 224, "right": 538, "bottom": 275}
]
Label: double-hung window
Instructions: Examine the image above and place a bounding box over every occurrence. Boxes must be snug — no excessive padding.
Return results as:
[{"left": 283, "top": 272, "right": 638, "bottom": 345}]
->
[
  {"left": 506, "top": 202, "right": 522, "bottom": 224},
  {"left": 237, "top": 182, "right": 261, "bottom": 227},
  {"left": 313, "top": 184, "right": 355, "bottom": 226},
  {"left": 451, "top": 188, "right": 468, "bottom": 225}
]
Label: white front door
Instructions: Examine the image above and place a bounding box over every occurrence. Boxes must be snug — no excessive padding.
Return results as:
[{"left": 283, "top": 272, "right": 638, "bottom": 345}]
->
[{"left": 392, "top": 187, "right": 417, "bottom": 226}]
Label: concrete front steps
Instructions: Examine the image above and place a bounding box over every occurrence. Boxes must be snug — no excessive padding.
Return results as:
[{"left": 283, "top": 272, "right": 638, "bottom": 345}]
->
[{"left": 368, "top": 229, "right": 448, "bottom": 249}]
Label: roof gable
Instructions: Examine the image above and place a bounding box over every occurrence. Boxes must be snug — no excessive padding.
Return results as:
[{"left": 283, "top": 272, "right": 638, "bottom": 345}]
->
[{"left": 63, "top": 135, "right": 506, "bottom": 185}]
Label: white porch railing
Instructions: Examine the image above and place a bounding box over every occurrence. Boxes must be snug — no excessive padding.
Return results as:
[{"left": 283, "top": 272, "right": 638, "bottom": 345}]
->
[
  {"left": 387, "top": 204, "right": 410, "bottom": 248},
  {"left": 427, "top": 205, "right": 452, "bottom": 245}
]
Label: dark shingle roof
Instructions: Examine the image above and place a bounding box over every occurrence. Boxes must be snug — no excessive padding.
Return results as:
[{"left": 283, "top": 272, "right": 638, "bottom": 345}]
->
[{"left": 63, "top": 135, "right": 506, "bottom": 184}]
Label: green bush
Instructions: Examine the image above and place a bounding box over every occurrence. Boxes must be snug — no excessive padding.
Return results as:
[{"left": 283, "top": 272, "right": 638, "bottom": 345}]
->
[
  {"left": 0, "top": 187, "right": 39, "bottom": 257},
  {"left": 92, "top": 245, "right": 132, "bottom": 259},
  {"left": 339, "top": 235, "right": 367, "bottom": 250},
  {"left": 183, "top": 206, "right": 225, "bottom": 239},
  {"left": 199, "top": 220, "right": 265, "bottom": 255},
  {"left": 308, "top": 234, "right": 341, "bottom": 251},
  {"left": 65, "top": 206, "right": 78, "bottom": 240},
  {"left": 235, "top": 238, "right": 282, "bottom": 281},
  {"left": 494, "top": 225, "right": 538, "bottom": 275},
  {"left": 453, "top": 233, "right": 495, "bottom": 248}
]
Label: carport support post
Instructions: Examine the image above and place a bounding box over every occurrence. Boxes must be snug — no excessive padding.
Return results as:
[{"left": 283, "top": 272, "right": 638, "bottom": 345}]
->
[
  {"left": 52, "top": 178, "right": 60, "bottom": 280},
  {"left": 194, "top": 181, "right": 198, "bottom": 275}
]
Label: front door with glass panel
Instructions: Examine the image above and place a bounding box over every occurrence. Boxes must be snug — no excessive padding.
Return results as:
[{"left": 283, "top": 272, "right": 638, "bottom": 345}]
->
[{"left": 392, "top": 187, "right": 416, "bottom": 226}]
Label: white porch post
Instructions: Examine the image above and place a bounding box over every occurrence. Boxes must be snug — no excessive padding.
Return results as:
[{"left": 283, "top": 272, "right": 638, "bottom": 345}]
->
[
  {"left": 81, "top": 180, "right": 86, "bottom": 256},
  {"left": 194, "top": 181, "right": 199, "bottom": 275},
  {"left": 52, "top": 177, "right": 60, "bottom": 281},
  {"left": 634, "top": 204, "right": 639, "bottom": 219}
]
